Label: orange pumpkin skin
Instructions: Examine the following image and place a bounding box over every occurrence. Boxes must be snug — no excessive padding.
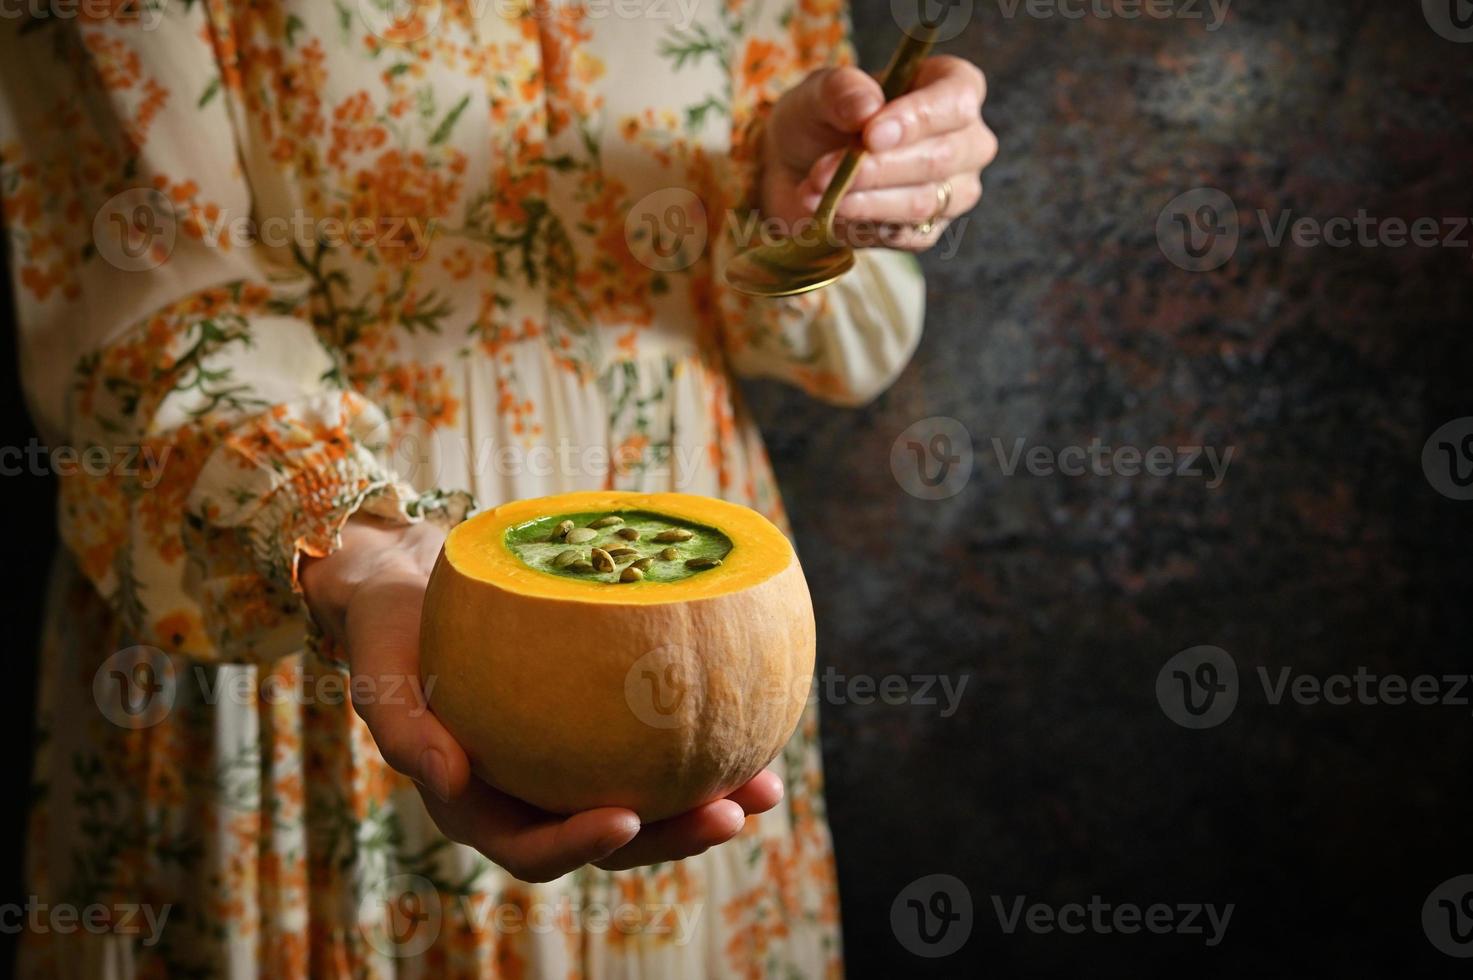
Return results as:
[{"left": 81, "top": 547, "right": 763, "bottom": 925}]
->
[{"left": 419, "top": 491, "right": 816, "bottom": 821}]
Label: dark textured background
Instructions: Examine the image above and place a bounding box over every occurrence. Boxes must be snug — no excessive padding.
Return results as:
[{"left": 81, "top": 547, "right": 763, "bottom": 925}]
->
[
  {"left": 4, "top": 1, "right": 1472, "bottom": 976},
  {"left": 746, "top": 0, "right": 1473, "bottom": 976}
]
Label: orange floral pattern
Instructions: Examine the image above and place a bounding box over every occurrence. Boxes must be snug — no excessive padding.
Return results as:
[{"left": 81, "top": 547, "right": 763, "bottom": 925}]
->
[{"left": 1, "top": 2, "right": 925, "bottom": 977}]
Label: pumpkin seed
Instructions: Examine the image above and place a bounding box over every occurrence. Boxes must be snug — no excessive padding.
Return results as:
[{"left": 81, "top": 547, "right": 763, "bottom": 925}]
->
[
  {"left": 654, "top": 529, "right": 694, "bottom": 543},
  {"left": 590, "top": 548, "right": 614, "bottom": 573},
  {"left": 616, "top": 527, "right": 640, "bottom": 541},
  {"left": 589, "top": 516, "right": 624, "bottom": 529},
  {"left": 567, "top": 527, "right": 598, "bottom": 544},
  {"left": 658, "top": 547, "right": 680, "bottom": 561},
  {"left": 685, "top": 557, "right": 722, "bottom": 570},
  {"left": 552, "top": 549, "right": 582, "bottom": 568},
  {"left": 568, "top": 561, "right": 594, "bottom": 573},
  {"left": 632, "top": 557, "right": 654, "bottom": 571},
  {"left": 606, "top": 547, "right": 638, "bottom": 558},
  {"left": 551, "top": 519, "right": 574, "bottom": 542},
  {"left": 620, "top": 566, "right": 645, "bottom": 583}
]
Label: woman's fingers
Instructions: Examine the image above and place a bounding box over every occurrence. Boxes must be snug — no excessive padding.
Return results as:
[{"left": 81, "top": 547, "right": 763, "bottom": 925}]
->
[
  {"left": 778, "top": 56, "right": 992, "bottom": 255},
  {"left": 814, "top": 65, "right": 887, "bottom": 135},
  {"left": 424, "top": 781, "right": 641, "bottom": 883},
  {"left": 767, "top": 66, "right": 885, "bottom": 175},
  {"left": 724, "top": 770, "right": 785, "bottom": 816},
  {"left": 826, "top": 175, "right": 983, "bottom": 254},
  {"left": 832, "top": 174, "right": 984, "bottom": 228},
  {"left": 425, "top": 773, "right": 782, "bottom": 880},
  {"left": 759, "top": 56, "right": 995, "bottom": 249},
  {"left": 862, "top": 55, "right": 987, "bottom": 153},
  {"left": 592, "top": 799, "right": 747, "bottom": 872},
  {"left": 802, "top": 124, "right": 997, "bottom": 199},
  {"left": 346, "top": 573, "right": 471, "bottom": 803},
  {"left": 591, "top": 773, "right": 782, "bottom": 872}
]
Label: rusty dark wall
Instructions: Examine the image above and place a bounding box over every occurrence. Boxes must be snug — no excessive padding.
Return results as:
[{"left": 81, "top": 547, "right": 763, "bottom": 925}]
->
[{"left": 744, "top": 1, "right": 1473, "bottom": 976}]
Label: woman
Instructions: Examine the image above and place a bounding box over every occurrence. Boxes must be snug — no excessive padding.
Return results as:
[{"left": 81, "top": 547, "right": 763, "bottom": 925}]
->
[{"left": 1, "top": 2, "right": 994, "bottom": 976}]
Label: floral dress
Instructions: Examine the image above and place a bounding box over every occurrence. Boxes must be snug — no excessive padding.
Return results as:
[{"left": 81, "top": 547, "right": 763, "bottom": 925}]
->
[{"left": 0, "top": 2, "right": 924, "bottom": 977}]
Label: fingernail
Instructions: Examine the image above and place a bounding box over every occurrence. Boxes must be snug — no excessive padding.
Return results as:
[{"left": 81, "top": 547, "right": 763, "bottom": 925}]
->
[
  {"left": 419, "top": 748, "right": 450, "bottom": 801},
  {"left": 839, "top": 93, "right": 878, "bottom": 126},
  {"left": 868, "top": 119, "right": 903, "bottom": 151},
  {"left": 596, "top": 823, "right": 638, "bottom": 855}
]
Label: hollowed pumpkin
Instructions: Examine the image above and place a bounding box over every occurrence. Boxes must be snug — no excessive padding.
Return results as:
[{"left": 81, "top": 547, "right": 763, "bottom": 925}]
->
[{"left": 419, "top": 490, "right": 815, "bottom": 821}]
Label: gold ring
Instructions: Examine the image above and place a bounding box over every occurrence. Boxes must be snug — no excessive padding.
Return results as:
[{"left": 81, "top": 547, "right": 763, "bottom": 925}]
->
[{"left": 915, "top": 179, "right": 954, "bottom": 236}]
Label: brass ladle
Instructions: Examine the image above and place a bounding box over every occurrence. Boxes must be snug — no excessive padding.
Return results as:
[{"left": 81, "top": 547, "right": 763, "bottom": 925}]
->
[{"left": 725, "top": 23, "right": 942, "bottom": 298}]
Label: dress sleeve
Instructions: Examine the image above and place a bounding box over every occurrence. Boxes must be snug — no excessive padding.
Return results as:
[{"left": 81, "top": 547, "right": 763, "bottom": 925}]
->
[
  {"left": 0, "top": 10, "right": 470, "bottom": 664},
  {"left": 712, "top": 0, "right": 927, "bottom": 408}
]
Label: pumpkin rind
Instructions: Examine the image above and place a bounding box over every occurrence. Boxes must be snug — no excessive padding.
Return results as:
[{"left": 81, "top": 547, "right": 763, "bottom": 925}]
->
[{"left": 419, "top": 491, "right": 816, "bottom": 821}]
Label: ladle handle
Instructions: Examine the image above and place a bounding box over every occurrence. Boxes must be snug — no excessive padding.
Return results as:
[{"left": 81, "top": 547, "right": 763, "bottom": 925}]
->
[{"left": 813, "top": 26, "right": 941, "bottom": 234}]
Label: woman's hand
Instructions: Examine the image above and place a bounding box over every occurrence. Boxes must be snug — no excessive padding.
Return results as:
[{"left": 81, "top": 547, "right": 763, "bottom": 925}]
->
[
  {"left": 760, "top": 56, "right": 996, "bottom": 253},
  {"left": 300, "top": 514, "right": 784, "bottom": 882}
]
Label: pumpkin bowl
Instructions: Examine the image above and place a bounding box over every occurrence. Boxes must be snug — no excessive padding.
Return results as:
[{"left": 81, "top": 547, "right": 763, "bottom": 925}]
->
[{"left": 419, "top": 490, "right": 815, "bottom": 821}]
